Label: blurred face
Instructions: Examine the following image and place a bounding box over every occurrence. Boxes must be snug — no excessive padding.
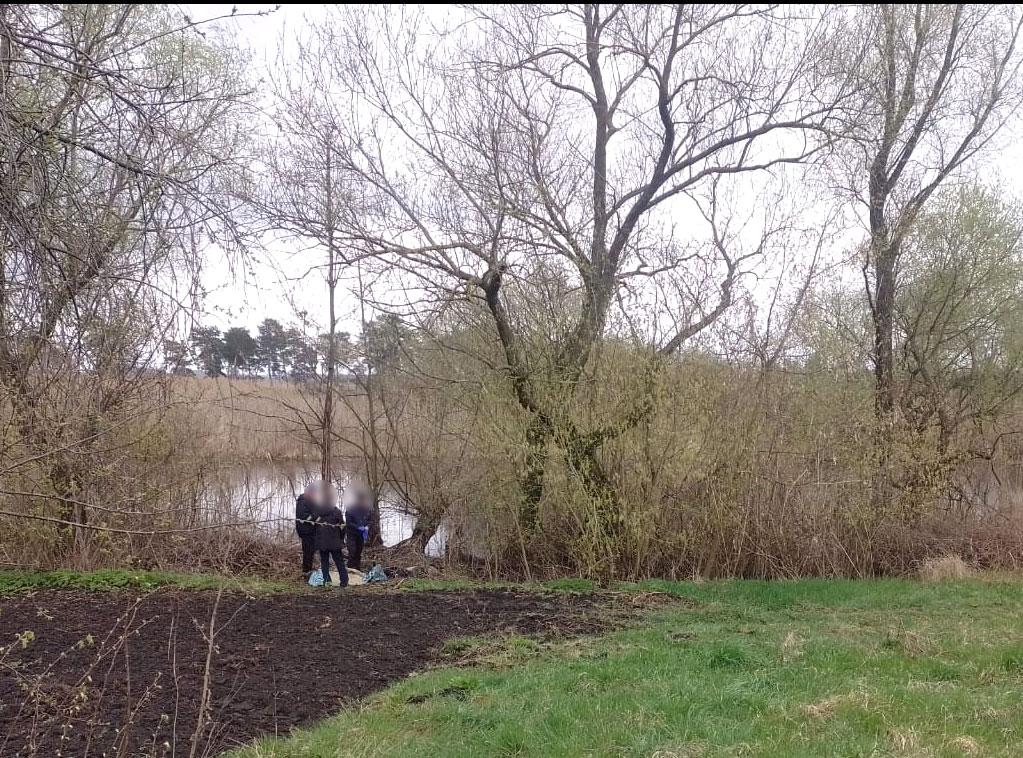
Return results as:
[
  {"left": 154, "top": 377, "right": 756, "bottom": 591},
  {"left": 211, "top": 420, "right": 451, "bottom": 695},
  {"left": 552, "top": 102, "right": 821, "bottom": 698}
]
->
[
  {"left": 349, "top": 486, "right": 370, "bottom": 506},
  {"left": 305, "top": 481, "right": 334, "bottom": 506}
]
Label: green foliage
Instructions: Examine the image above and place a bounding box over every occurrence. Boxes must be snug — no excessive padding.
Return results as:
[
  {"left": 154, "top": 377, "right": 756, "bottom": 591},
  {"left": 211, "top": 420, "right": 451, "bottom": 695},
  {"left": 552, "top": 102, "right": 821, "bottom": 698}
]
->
[
  {"left": 179, "top": 321, "right": 319, "bottom": 379},
  {"left": 900, "top": 187, "right": 1023, "bottom": 416},
  {"left": 541, "top": 578, "right": 597, "bottom": 593},
  {"left": 256, "top": 318, "right": 289, "bottom": 379},
  {"left": 162, "top": 338, "right": 190, "bottom": 373},
  {"left": 223, "top": 326, "right": 259, "bottom": 373},
  {"left": 362, "top": 314, "right": 416, "bottom": 373},
  {"left": 230, "top": 577, "right": 1023, "bottom": 757},
  {"left": 0, "top": 569, "right": 293, "bottom": 595},
  {"left": 1003, "top": 650, "right": 1023, "bottom": 675},
  {"left": 440, "top": 636, "right": 490, "bottom": 657},
  {"left": 190, "top": 325, "right": 225, "bottom": 377}
]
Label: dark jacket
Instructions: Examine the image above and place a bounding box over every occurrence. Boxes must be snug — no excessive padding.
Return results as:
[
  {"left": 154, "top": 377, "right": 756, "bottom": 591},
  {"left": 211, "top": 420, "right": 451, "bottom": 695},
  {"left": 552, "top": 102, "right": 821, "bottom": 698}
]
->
[
  {"left": 295, "top": 494, "right": 316, "bottom": 538},
  {"left": 345, "top": 501, "right": 373, "bottom": 531},
  {"left": 313, "top": 505, "right": 345, "bottom": 552}
]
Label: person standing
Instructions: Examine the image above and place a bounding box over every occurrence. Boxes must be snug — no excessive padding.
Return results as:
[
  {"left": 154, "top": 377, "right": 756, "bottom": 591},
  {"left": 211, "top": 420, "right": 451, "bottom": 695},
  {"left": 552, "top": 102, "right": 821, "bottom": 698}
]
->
[
  {"left": 344, "top": 489, "right": 374, "bottom": 571},
  {"left": 295, "top": 482, "right": 320, "bottom": 579},
  {"left": 313, "top": 485, "right": 348, "bottom": 587}
]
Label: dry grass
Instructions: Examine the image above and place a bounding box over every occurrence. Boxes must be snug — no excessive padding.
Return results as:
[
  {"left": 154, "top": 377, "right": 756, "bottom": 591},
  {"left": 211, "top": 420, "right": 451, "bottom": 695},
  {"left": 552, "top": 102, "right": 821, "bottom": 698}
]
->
[
  {"left": 166, "top": 375, "right": 371, "bottom": 462},
  {"left": 918, "top": 554, "right": 973, "bottom": 581},
  {"left": 780, "top": 630, "right": 803, "bottom": 663},
  {"left": 167, "top": 375, "right": 312, "bottom": 460},
  {"left": 800, "top": 689, "right": 873, "bottom": 721},
  {"left": 947, "top": 736, "right": 982, "bottom": 756},
  {"left": 801, "top": 696, "right": 843, "bottom": 720},
  {"left": 887, "top": 728, "right": 921, "bottom": 754}
]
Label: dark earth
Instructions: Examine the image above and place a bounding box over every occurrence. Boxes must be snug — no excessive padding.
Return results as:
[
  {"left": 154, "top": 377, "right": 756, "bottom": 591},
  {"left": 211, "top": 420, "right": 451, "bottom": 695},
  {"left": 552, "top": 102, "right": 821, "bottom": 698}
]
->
[{"left": 0, "top": 588, "right": 621, "bottom": 756}]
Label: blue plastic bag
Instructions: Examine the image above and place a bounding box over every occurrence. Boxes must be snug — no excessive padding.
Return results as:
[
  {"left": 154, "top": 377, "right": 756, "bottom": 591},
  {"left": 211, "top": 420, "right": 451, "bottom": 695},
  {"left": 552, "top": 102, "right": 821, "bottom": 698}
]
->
[
  {"left": 364, "top": 564, "right": 388, "bottom": 583},
  {"left": 307, "top": 569, "right": 324, "bottom": 587}
]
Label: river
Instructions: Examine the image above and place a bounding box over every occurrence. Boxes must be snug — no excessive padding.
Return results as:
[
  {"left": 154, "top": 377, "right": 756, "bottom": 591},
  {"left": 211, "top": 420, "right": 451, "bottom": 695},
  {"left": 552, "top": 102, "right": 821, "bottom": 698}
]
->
[{"left": 198, "top": 462, "right": 447, "bottom": 556}]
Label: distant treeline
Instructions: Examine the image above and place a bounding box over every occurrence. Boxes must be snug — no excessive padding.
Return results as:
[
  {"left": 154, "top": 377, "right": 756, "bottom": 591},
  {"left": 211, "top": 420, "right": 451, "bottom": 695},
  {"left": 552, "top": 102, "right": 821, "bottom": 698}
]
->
[{"left": 165, "top": 315, "right": 413, "bottom": 380}]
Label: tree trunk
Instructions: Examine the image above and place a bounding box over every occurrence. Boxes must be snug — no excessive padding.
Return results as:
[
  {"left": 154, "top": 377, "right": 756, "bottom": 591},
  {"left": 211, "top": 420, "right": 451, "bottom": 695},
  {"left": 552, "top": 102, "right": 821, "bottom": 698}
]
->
[
  {"left": 368, "top": 494, "right": 383, "bottom": 546},
  {"left": 518, "top": 415, "right": 550, "bottom": 532},
  {"left": 354, "top": 261, "right": 385, "bottom": 546},
  {"left": 871, "top": 241, "right": 897, "bottom": 511},
  {"left": 394, "top": 516, "right": 438, "bottom": 554},
  {"left": 321, "top": 147, "right": 338, "bottom": 485}
]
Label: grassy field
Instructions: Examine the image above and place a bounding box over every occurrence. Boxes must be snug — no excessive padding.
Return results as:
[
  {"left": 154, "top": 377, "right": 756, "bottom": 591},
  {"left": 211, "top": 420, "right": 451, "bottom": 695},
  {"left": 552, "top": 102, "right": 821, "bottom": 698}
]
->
[{"left": 231, "top": 577, "right": 1023, "bottom": 758}]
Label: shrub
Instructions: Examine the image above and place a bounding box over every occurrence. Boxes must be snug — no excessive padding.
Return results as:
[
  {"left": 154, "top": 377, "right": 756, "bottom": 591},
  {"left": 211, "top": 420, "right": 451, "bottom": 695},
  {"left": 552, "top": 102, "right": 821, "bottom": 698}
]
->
[{"left": 917, "top": 554, "right": 972, "bottom": 581}]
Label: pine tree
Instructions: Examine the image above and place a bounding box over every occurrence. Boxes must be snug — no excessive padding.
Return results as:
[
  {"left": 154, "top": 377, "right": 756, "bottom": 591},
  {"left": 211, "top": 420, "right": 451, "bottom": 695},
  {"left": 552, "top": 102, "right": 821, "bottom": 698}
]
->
[
  {"left": 189, "top": 326, "right": 225, "bottom": 377},
  {"left": 223, "top": 326, "right": 258, "bottom": 374},
  {"left": 256, "top": 318, "right": 288, "bottom": 379}
]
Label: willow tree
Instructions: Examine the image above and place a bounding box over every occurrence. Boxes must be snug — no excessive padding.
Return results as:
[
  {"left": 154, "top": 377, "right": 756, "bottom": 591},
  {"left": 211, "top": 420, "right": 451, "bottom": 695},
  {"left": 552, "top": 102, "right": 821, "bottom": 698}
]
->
[
  {"left": 897, "top": 187, "right": 1023, "bottom": 490},
  {"left": 295, "top": 5, "right": 844, "bottom": 568}
]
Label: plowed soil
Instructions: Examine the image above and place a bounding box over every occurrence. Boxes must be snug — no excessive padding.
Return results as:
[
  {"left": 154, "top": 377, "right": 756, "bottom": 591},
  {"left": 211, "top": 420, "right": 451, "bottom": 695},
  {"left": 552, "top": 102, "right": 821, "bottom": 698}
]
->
[{"left": 0, "top": 588, "right": 618, "bottom": 756}]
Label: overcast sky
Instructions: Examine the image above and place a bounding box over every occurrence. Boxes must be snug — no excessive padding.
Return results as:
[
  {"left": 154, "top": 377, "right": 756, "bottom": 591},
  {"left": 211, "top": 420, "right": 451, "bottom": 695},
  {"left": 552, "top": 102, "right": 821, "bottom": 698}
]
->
[
  {"left": 190, "top": 3, "right": 1023, "bottom": 342},
  {"left": 192, "top": 4, "right": 331, "bottom": 335}
]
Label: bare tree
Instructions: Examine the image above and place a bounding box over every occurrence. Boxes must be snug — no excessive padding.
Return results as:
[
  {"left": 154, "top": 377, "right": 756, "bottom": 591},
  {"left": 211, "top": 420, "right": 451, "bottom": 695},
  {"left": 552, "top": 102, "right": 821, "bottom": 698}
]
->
[
  {"left": 255, "top": 24, "right": 374, "bottom": 487},
  {"left": 826, "top": 4, "right": 1023, "bottom": 505},
  {"left": 297, "top": 4, "right": 841, "bottom": 557},
  {"left": 0, "top": 4, "right": 254, "bottom": 563}
]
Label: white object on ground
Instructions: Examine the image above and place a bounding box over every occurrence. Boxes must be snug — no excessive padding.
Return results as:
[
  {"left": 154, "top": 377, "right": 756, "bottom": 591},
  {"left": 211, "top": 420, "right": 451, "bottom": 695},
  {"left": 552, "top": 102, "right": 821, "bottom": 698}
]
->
[{"left": 325, "top": 568, "right": 365, "bottom": 586}]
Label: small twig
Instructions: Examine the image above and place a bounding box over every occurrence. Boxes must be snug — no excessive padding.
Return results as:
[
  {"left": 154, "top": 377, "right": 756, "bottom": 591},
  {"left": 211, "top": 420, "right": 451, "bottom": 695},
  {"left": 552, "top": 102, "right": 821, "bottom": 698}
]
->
[{"left": 189, "top": 588, "right": 223, "bottom": 758}]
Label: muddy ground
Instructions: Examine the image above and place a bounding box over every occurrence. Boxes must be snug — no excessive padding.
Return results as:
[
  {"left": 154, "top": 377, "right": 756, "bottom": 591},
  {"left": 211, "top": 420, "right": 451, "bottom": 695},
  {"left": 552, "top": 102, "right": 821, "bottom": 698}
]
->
[{"left": 0, "top": 588, "right": 623, "bottom": 756}]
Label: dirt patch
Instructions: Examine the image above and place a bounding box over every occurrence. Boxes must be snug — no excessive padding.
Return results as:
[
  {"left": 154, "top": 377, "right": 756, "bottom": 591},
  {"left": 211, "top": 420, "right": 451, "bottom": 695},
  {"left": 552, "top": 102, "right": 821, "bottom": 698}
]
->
[{"left": 0, "top": 588, "right": 620, "bottom": 756}]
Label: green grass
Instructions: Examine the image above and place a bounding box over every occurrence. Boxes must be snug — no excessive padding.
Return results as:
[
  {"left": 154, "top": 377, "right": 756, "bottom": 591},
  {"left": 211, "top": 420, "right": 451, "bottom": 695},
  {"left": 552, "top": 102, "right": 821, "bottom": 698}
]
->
[
  {"left": 0, "top": 568, "right": 294, "bottom": 595},
  {"left": 232, "top": 577, "right": 1023, "bottom": 757}
]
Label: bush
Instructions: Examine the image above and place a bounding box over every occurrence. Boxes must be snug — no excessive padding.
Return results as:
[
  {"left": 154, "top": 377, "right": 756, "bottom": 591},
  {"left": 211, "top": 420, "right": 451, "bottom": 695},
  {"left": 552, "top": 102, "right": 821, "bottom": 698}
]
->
[{"left": 917, "top": 555, "right": 972, "bottom": 581}]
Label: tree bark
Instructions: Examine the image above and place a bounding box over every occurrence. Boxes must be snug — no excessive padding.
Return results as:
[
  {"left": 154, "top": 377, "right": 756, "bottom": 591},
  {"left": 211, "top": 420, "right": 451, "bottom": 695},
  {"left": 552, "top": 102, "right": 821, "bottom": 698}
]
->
[
  {"left": 871, "top": 241, "right": 897, "bottom": 511},
  {"left": 321, "top": 146, "right": 338, "bottom": 485},
  {"left": 394, "top": 516, "right": 438, "bottom": 554},
  {"left": 518, "top": 415, "right": 550, "bottom": 532}
]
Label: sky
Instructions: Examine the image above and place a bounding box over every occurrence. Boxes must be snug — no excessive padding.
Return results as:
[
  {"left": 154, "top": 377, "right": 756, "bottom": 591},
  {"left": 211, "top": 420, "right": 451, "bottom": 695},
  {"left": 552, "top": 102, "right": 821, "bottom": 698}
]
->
[
  {"left": 192, "top": 4, "right": 457, "bottom": 339},
  {"left": 191, "top": 4, "right": 334, "bottom": 336},
  {"left": 188, "top": 3, "right": 1023, "bottom": 344}
]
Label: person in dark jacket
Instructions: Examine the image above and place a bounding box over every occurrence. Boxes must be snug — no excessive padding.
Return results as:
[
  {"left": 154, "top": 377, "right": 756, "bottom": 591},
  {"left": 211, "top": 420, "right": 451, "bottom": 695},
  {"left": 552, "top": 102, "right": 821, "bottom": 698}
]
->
[
  {"left": 313, "top": 489, "right": 348, "bottom": 587},
  {"left": 295, "top": 482, "right": 320, "bottom": 578},
  {"left": 344, "top": 490, "right": 374, "bottom": 570}
]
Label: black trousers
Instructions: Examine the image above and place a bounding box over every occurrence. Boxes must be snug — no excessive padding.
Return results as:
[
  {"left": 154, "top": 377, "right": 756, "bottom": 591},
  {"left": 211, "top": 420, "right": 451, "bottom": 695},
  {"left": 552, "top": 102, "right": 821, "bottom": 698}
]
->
[
  {"left": 300, "top": 535, "right": 316, "bottom": 574},
  {"left": 320, "top": 549, "right": 348, "bottom": 585},
  {"left": 346, "top": 525, "right": 365, "bottom": 570}
]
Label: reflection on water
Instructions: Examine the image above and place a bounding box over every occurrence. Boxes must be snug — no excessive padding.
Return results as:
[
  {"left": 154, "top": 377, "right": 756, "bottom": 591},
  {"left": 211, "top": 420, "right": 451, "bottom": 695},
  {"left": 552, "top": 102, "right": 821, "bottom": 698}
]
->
[{"left": 199, "top": 463, "right": 446, "bottom": 556}]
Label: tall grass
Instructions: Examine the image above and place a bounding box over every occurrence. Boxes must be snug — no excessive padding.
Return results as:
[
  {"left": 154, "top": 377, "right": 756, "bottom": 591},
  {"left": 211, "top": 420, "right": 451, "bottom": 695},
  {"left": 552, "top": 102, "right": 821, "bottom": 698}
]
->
[{"left": 164, "top": 375, "right": 320, "bottom": 462}]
